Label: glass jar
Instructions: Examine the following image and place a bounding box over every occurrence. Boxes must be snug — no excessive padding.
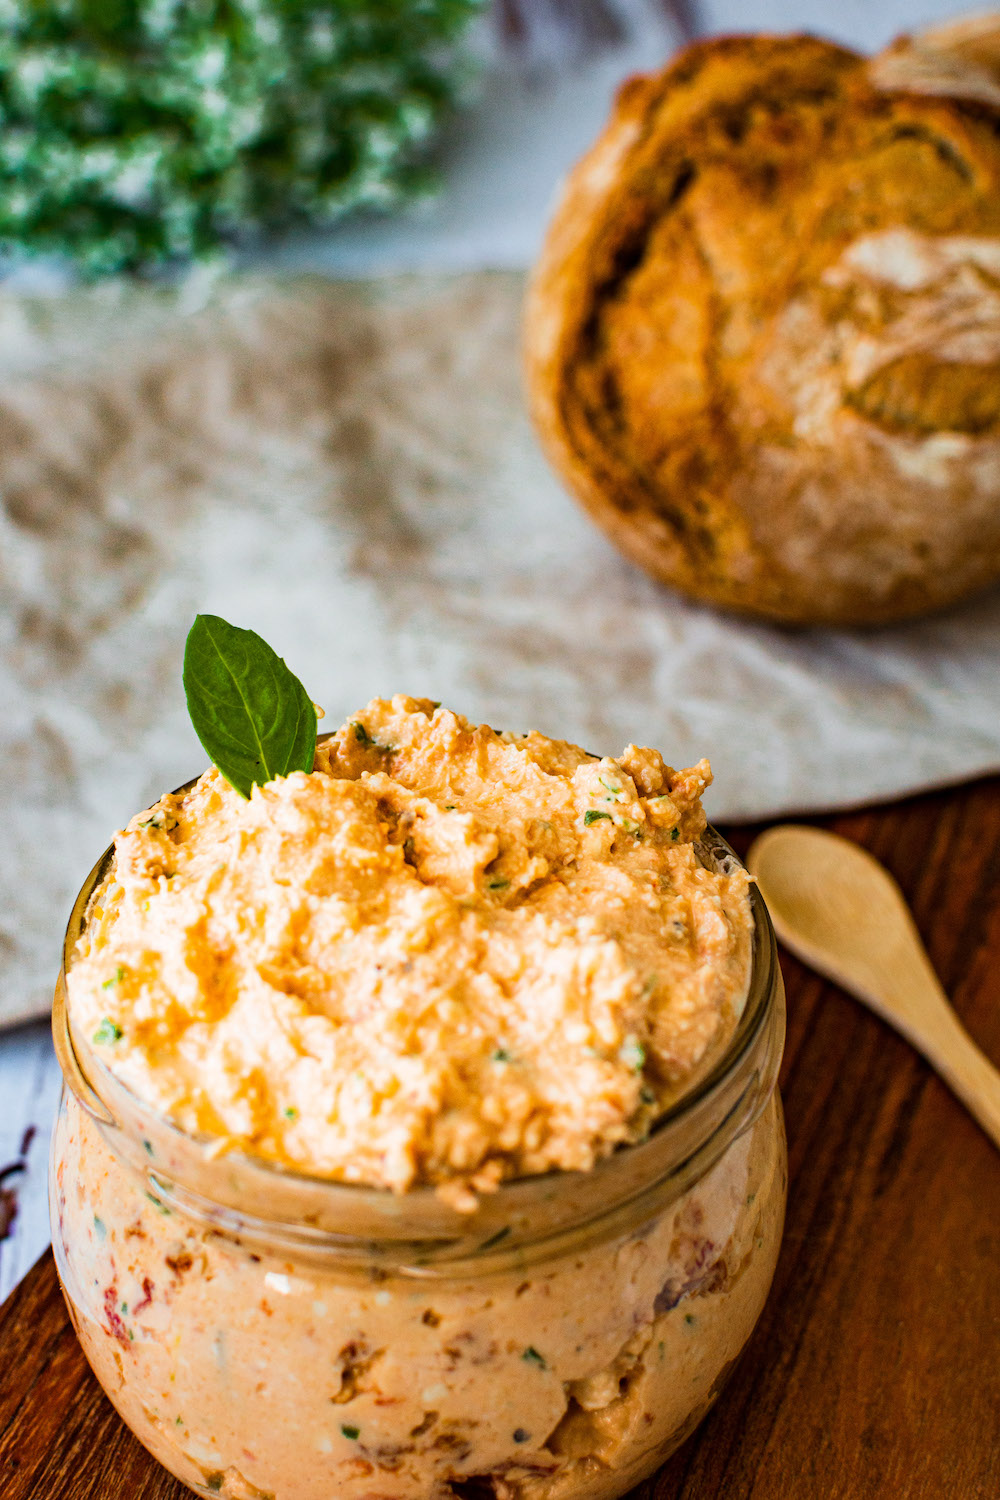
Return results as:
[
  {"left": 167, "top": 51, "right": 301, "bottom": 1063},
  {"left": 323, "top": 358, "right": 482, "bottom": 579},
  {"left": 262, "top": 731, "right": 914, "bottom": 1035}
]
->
[{"left": 50, "top": 826, "right": 786, "bottom": 1500}]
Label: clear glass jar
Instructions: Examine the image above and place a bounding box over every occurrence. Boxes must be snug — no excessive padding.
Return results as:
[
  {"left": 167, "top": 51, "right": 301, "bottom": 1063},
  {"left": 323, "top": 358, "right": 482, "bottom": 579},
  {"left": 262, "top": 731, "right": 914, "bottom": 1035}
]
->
[{"left": 50, "top": 827, "right": 786, "bottom": 1500}]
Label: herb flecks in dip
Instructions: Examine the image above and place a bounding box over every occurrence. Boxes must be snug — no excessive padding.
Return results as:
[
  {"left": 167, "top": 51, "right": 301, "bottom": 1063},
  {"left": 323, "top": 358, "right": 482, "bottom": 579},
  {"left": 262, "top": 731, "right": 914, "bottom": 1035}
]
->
[{"left": 67, "top": 698, "right": 751, "bottom": 1196}]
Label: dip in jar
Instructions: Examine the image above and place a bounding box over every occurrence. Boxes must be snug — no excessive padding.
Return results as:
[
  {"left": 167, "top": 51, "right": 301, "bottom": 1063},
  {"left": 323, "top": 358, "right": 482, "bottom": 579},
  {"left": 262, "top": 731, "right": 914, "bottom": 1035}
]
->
[{"left": 51, "top": 698, "right": 786, "bottom": 1500}]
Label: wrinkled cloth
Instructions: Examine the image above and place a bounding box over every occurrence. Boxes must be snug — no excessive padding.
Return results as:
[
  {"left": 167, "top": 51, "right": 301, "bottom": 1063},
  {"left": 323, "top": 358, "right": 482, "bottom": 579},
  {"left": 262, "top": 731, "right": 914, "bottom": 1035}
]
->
[{"left": 3, "top": 271, "right": 1000, "bottom": 1027}]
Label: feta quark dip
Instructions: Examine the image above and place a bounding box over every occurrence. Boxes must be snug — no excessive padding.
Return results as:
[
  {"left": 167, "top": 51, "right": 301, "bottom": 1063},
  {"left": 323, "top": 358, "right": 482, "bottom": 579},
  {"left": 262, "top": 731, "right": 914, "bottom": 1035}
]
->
[{"left": 51, "top": 697, "right": 786, "bottom": 1500}]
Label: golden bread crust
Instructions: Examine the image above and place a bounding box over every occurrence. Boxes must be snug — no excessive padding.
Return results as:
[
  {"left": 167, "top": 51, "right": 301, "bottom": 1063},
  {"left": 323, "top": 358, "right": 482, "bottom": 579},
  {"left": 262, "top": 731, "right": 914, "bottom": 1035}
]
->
[{"left": 525, "top": 26, "right": 1000, "bottom": 625}]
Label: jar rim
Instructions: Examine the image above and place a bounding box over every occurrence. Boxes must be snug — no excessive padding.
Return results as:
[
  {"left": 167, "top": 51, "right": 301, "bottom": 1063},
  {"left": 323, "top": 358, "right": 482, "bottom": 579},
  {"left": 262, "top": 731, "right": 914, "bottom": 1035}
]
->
[{"left": 54, "top": 795, "right": 783, "bottom": 1271}]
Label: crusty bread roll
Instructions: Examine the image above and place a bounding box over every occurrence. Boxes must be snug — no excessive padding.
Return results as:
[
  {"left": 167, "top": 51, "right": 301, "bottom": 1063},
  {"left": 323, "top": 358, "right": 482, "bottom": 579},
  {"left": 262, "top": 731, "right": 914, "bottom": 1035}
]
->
[{"left": 525, "top": 20, "right": 1000, "bottom": 625}]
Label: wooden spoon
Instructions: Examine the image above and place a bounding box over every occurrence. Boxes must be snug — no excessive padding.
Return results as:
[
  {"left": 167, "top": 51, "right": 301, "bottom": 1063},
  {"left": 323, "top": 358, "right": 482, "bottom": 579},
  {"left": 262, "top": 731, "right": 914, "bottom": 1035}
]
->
[{"left": 747, "top": 824, "right": 1000, "bottom": 1150}]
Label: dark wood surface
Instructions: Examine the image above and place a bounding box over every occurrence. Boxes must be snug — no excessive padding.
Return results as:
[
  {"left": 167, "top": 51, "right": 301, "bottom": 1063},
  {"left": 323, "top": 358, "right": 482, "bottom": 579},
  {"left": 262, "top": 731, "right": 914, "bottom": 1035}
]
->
[{"left": 3, "top": 778, "right": 1000, "bottom": 1499}]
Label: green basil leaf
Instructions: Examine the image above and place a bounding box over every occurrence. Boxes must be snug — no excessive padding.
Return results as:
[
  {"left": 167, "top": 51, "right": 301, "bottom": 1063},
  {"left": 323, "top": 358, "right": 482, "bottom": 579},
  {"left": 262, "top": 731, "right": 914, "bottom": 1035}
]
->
[{"left": 183, "top": 615, "right": 317, "bottom": 798}]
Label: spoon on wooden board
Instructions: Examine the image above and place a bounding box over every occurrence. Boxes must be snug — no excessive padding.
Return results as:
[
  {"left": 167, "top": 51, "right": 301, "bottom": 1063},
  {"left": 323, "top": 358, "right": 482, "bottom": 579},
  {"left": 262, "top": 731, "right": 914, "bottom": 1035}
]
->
[{"left": 746, "top": 824, "right": 1000, "bottom": 1152}]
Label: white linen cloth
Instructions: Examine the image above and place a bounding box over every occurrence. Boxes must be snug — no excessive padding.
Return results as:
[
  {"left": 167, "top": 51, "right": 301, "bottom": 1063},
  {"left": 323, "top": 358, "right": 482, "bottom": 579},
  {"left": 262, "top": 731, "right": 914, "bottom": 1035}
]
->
[{"left": 2, "top": 269, "right": 999, "bottom": 1029}]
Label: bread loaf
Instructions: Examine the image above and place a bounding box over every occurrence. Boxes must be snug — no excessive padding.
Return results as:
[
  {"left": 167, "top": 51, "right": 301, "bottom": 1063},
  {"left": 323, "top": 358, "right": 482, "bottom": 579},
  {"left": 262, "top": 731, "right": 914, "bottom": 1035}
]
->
[{"left": 525, "top": 20, "right": 1000, "bottom": 625}]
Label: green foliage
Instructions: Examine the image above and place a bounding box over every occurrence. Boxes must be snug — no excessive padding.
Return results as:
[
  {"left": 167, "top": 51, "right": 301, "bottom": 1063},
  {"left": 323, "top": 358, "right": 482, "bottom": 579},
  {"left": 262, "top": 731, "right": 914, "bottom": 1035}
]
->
[{"left": 0, "top": 0, "right": 481, "bottom": 275}]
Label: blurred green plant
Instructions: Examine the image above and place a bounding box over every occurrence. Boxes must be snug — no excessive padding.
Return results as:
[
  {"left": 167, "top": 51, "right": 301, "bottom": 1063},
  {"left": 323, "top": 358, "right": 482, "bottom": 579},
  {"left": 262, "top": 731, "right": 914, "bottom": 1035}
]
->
[{"left": 0, "top": 0, "right": 482, "bottom": 276}]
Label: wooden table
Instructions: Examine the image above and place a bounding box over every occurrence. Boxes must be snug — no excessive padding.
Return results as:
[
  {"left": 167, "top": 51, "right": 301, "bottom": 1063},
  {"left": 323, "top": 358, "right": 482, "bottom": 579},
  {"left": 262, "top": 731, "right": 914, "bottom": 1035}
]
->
[{"left": 3, "top": 779, "right": 999, "bottom": 1498}]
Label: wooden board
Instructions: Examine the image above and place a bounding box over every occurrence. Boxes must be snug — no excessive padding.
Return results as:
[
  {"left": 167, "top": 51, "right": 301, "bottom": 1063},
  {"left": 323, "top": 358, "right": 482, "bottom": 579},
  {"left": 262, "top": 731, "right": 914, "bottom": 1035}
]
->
[{"left": 3, "top": 779, "right": 1000, "bottom": 1499}]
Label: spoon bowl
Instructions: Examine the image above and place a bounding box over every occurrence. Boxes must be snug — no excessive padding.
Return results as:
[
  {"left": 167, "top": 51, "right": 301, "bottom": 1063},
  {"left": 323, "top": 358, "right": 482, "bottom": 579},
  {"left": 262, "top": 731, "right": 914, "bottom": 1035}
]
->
[{"left": 747, "top": 824, "right": 1000, "bottom": 1151}]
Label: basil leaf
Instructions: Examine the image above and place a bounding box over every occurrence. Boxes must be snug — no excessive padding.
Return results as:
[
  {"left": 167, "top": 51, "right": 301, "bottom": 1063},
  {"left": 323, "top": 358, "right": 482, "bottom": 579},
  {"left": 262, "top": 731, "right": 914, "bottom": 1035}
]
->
[{"left": 183, "top": 615, "right": 317, "bottom": 798}]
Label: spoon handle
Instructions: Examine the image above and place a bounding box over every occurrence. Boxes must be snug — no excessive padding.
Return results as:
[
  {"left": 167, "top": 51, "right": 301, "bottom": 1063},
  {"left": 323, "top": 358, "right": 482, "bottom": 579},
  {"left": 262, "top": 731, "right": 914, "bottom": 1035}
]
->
[
  {"left": 862, "top": 935, "right": 1000, "bottom": 1149},
  {"left": 915, "top": 998, "right": 1000, "bottom": 1151},
  {"left": 815, "top": 942, "right": 1000, "bottom": 1153}
]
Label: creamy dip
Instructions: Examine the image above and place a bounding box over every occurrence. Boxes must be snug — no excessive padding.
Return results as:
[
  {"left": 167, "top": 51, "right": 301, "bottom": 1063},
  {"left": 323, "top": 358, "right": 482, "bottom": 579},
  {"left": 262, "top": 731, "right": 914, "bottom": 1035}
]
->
[{"left": 66, "top": 697, "right": 752, "bottom": 1199}]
